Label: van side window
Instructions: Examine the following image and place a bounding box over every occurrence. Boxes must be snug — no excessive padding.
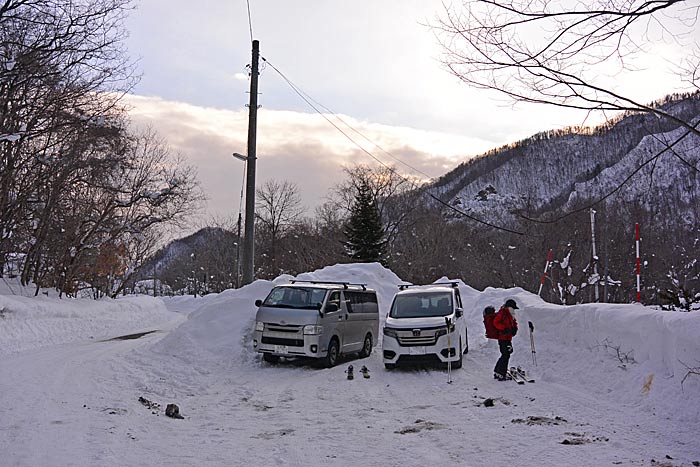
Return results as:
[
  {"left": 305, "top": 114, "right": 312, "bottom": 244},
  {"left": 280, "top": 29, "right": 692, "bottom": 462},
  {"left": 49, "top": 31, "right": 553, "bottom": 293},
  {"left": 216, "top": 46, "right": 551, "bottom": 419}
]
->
[
  {"left": 327, "top": 291, "right": 341, "bottom": 311},
  {"left": 364, "top": 293, "right": 378, "bottom": 314},
  {"left": 345, "top": 291, "right": 379, "bottom": 314},
  {"left": 344, "top": 291, "right": 362, "bottom": 313},
  {"left": 455, "top": 290, "right": 463, "bottom": 309}
]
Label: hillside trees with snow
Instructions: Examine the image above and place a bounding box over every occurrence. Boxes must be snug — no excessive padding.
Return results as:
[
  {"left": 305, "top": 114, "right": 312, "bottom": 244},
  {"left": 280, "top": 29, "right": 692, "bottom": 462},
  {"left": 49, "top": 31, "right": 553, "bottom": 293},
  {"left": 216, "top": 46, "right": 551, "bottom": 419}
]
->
[{"left": 430, "top": 0, "right": 700, "bottom": 308}]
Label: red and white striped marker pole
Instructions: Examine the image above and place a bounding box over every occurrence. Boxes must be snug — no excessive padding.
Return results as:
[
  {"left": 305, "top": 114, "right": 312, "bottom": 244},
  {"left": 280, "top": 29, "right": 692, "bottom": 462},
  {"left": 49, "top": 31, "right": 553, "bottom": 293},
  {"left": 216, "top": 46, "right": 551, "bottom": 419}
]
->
[
  {"left": 635, "top": 223, "right": 641, "bottom": 303},
  {"left": 538, "top": 249, "right": 553, "bottom": 297}
]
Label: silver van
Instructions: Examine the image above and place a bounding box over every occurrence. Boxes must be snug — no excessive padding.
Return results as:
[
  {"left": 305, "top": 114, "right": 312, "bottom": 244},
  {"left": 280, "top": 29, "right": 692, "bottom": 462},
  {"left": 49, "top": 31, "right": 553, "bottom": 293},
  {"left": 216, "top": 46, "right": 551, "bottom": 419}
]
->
[{"left": 253, "top": 280, "right": 379, "bottom": 367}]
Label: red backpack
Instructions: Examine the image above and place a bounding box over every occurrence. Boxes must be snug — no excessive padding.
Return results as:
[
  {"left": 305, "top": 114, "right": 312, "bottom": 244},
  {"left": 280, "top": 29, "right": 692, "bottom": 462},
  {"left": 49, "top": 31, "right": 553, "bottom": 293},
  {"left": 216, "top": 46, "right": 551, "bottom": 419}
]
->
[{"left": 483, "top": 306, "right": 499, "bottom": 339}]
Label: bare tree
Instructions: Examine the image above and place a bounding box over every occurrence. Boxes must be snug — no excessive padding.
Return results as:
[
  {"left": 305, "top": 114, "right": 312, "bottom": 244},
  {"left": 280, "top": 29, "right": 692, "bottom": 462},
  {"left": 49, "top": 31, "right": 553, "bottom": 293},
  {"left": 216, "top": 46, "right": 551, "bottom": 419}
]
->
[
  {"left": 255, "top": 179, "right": 305, "bottom": 277},
  {"left": 435, "top": 1, "right": 700, "bottom": 134},
  {"left": 0, "top": 0, "right": 141, "bottom": 293}
]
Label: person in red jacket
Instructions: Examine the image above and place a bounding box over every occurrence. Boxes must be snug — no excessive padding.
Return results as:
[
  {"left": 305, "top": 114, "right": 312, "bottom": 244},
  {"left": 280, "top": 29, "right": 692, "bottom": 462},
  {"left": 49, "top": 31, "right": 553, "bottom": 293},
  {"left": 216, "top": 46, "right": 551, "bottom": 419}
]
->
[{"left": 493, "top": 299, "right": 519, "bottom": 381}]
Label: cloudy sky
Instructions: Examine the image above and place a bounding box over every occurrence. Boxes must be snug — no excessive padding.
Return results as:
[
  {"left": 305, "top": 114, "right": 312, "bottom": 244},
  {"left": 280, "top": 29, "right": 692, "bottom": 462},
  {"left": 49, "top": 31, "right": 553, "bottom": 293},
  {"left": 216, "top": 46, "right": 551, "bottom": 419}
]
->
[{"left": 122, "top": 0, "right": 690, "bottom": 225}]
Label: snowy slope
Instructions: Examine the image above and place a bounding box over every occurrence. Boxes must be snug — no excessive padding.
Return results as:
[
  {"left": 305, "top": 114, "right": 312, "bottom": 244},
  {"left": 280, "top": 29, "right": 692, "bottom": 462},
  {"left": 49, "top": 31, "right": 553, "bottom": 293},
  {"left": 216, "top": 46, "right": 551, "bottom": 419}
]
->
[
  {"left": 1, "top": 263, "right": 698, "bottom": 466},
  {"left": 565, "top": 124, "right": 700, "bottom": 225},
  {"left": 0, "top": 292, "right": 180, "bottom": 355},
  {"left": 429, "top": 96, "right": 700, "bottom": 225}
]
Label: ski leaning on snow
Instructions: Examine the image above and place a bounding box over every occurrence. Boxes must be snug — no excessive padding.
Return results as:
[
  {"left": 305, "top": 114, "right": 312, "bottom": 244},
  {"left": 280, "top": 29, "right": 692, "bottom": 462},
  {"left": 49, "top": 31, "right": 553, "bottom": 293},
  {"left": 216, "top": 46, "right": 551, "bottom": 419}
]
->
[
  {"left": 515, "top": 367, "right": 535, "bottom": 383},
  {"left": 507, "top": 368, "right": 526, "bottom": 384},
  {"left": 508, "top": 367, "right": 534, "bottom": 384}
]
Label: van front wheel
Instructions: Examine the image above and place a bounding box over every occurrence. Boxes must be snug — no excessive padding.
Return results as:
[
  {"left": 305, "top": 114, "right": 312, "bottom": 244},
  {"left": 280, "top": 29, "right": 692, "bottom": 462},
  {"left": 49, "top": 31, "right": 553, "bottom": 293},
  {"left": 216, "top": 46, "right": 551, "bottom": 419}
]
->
[
  {"left": 358, "top": 333, "right": 372, "bottom": 358},
  {"left": 263, "top": 353, "right": 280, "bottom": 364},
  {"left": 325, "top": 338, "right": 340, "bottom": 368}
]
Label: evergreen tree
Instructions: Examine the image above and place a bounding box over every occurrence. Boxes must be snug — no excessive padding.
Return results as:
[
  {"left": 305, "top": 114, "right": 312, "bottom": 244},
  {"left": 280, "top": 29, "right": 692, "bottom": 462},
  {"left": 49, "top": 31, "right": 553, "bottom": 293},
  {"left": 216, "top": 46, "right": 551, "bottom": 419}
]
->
[{"left": 344, "top": 181, "right": 386, "bottom": 263}]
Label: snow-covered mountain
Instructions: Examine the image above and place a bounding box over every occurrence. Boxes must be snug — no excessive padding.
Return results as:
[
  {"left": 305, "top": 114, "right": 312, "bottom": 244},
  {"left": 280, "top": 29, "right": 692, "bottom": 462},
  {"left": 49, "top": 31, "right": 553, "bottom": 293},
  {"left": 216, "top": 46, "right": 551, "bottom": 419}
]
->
[{"left": 429, "top": 94, "right": 700, "bottom": 226}]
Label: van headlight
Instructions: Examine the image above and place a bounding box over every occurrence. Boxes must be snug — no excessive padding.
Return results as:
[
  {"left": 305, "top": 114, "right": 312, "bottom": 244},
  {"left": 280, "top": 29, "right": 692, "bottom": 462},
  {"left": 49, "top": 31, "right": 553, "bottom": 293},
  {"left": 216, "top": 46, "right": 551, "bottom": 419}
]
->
[
  {"left": 383, "top": 327, "right": 398, "bottom": 338},
  {"left": 303, "top": 325, "right": 323, "bottom": 335},
  {"left": 436, "top": 323, "right": 454, "bottom": 337},
  {"left": 255, "top": 321, "right": 264, "bottom": 332}
]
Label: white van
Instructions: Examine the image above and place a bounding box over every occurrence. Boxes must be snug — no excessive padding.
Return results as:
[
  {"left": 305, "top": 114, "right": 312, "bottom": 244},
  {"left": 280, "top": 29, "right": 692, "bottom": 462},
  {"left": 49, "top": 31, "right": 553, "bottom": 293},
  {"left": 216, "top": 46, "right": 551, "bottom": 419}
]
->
[
  {"left": 253, "top": 281, "right": 379, "bottom": 367},
  {"left": 382, "top": 282, "right": 468, "bottom": 369}
]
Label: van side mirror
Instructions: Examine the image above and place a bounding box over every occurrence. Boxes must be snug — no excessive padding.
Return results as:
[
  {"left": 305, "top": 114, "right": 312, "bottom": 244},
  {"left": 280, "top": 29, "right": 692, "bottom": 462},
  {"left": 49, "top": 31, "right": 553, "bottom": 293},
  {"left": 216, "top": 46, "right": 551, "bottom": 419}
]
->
[
  {"left": 456, "top": 308, "right": 463, "bottom": 318},
  {"left": 255, "top": 299, "right": 262, "bottom": 307},
  {"left": 325, "top": 303, "right": 339, "bottom": 313}
]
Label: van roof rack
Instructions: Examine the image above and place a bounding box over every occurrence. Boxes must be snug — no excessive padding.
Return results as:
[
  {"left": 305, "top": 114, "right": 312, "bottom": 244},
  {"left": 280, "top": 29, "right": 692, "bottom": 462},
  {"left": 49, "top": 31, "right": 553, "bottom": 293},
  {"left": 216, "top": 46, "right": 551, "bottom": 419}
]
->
[
  {"left": 398, "top": 281, "right": 459, "bottom": 291},
  {"left": 289, "top": 280, "right": 367, "bottom": 290}
]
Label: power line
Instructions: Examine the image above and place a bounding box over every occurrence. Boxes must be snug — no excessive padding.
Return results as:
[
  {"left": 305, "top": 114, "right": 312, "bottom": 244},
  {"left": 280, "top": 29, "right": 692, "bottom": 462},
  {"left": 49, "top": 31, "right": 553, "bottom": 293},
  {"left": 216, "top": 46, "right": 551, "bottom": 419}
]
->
[
  {"left": 261, "top": 56, "right": 523, "bottom": 235},
  {"left": 281, "top": 82, "right": 437, "bottom": 182},
  {"left": 245, "top": 0, "right": 253, "bottom": 43},
  {"left": 649, "top": 131, "right": 700, "bottom": 174}
]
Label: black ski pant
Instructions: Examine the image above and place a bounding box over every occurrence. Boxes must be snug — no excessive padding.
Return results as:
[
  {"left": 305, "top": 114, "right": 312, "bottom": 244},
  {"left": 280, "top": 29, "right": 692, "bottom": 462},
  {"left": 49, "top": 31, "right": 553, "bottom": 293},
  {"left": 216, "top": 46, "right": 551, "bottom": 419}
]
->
[{"left": 494, "top": 339, "right": 513, "bottom": 376}]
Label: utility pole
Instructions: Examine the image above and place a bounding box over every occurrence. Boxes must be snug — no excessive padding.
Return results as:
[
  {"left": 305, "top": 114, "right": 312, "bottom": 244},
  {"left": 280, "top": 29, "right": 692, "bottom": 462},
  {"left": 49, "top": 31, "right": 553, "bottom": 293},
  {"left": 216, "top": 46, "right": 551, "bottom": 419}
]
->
[
  {"left": 603, "top": 218, "right": 609, "bottom": 303},
  {"left": 242, "top": 39, "right": 259, "bottom": 286},
  {"left": 235, "top": 212, "right": 242, "bottom": 288},
  {"left": 590, "top": 209, "right": 599, "bottom": 302}
]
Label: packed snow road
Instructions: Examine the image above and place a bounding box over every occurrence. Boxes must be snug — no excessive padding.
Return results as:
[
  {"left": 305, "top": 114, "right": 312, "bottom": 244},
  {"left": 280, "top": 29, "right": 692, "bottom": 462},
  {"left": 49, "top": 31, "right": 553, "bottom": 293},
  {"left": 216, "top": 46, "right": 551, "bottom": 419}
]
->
[{"left": 1, "top": 264, "right": 698, "bottom": 466}]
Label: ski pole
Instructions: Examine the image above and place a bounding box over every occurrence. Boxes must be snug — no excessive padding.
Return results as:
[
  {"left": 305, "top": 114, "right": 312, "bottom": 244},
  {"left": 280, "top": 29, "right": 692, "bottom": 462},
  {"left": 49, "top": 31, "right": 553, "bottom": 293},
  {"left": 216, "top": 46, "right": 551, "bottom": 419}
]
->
[
  {"left": 445, "top": 316, "right": 452, "bottom": 384},
  {"left": 528, "top": 321, "right": 536, "bottom": 366}
]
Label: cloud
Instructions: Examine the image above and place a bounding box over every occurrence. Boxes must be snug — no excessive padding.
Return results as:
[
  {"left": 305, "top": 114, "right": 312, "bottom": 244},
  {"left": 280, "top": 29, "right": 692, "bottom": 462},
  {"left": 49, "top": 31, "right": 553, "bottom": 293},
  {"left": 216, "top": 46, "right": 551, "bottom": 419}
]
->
[{"left": 123, "top": 94, "right": 492, "bottom": 223}]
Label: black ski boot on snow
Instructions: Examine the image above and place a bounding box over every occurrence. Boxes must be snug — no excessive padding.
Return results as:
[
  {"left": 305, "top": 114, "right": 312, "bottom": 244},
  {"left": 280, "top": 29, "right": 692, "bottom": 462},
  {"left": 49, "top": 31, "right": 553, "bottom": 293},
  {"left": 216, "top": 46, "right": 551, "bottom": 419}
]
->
[
  {"left": 360, "top": 366, "right": 370, "bottom": 379},
  {"left": 346, "top": 365, "right": 354, "bottom": 380}
]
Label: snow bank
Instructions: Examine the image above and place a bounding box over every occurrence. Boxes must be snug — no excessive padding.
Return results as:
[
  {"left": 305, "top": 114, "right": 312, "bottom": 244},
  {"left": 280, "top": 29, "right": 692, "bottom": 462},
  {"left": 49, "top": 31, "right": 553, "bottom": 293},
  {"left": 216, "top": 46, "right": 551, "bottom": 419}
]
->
[
  {"left": 148, "top": 261, "right": 700, "bottom": 430},
  {"left": 149, "top": 262, "right": 405, "bottom": 369},
  {"left": 3, "top": 262, "right": 698, "bottom": 432},
  {"left": 0, "top": 294, "right": 175, "bottom": 355},
  {"left": 465, "top": 287, "right": 700, "bottom": 427}
]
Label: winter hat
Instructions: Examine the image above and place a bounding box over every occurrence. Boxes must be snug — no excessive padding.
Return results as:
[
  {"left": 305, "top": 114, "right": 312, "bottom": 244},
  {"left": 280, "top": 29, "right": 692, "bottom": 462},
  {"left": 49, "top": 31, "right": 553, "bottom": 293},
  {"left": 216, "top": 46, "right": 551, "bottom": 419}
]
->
[{"left": 504, "top": 299, "right": 518, "bottom": 309}]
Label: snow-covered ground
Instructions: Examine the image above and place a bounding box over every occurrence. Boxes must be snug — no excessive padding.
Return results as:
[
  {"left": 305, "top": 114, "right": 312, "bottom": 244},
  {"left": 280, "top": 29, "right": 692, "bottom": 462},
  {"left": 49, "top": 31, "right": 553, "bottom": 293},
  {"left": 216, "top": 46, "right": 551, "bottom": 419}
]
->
[{"left": 1, "top": 263, "right": 698, "bottom": 467}]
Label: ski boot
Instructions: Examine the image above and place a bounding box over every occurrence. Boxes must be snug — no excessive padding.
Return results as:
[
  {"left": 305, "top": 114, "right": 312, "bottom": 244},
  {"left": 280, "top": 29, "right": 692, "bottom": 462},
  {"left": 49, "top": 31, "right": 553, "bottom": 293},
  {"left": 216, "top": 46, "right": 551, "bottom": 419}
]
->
[
  {"left": 360, "top": 365, "right": 370, "bottom": 379},
  {"left": 494, "top": 372, "right": 512, "bottom": 381},
  {"left": 346, "top": 365, "right": 354, "bottom": 380}
]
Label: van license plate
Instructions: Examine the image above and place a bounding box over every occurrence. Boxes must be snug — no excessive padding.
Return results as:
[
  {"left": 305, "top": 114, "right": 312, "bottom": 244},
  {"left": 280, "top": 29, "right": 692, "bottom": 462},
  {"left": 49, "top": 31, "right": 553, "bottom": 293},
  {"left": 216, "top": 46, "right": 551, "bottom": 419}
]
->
[
  {"left": 409, "top": 346, "right": 426, "bottom": 355},
  {"left": 274, "top": 345, "right": 288, "bottom": 354}
]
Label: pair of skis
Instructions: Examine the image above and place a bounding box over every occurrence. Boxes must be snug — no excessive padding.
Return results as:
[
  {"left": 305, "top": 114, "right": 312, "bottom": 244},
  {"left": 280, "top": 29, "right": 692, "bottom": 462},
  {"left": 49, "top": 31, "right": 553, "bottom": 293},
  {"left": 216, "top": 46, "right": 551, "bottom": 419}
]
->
[
  {"left": 507, "top": 367, "right": 535, "bottom": 384},
  {"left": 346, "top": 365, "right": 370, "bottom": 380}
]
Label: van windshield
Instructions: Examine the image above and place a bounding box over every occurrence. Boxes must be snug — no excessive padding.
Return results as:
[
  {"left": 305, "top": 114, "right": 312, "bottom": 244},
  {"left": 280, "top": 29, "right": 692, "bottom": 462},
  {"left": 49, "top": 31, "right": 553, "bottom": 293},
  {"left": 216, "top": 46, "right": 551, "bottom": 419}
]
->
[
  {"left": 390, "top": 292, "right": 453, "bottom": 318},
  {"left": 262, "top": 287, "right": 327, "bottom": 310}
]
